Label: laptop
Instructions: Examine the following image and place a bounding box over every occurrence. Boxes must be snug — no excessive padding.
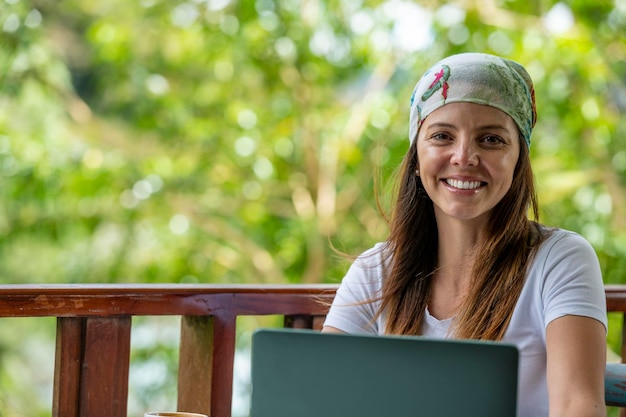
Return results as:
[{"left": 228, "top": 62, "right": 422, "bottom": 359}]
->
[{"left": 250, "top": 328, "right": 518, "bottom": 417}]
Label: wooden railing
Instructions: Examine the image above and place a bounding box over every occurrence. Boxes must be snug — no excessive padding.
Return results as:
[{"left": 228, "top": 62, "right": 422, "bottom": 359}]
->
[
  {"left": 0, "top": 284, "right": 337, "bottom": 417},
  {"left": 1, "top": 283, "right": 626, "bottom": 417}
]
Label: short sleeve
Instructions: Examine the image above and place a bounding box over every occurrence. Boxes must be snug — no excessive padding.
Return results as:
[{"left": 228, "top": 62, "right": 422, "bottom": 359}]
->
[
  {"left": 540, "top": 231, "right": 607, "bottom": 331},
  {"left": 323, "top": 244, "right": 386, "bottom": 334}
]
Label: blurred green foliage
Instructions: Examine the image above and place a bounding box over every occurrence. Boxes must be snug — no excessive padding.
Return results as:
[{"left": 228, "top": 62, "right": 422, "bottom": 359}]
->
[{"left": 1, "top": 0, "right": 625, "bottom": 415}]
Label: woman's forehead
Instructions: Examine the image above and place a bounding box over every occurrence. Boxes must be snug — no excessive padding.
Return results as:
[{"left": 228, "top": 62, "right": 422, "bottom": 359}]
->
[{"left": 420, "top": 102, "right": 518, "bottom": 130}]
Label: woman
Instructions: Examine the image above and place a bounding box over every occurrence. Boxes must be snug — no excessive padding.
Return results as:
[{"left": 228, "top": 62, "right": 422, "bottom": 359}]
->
[{"left": 322, "top": 53, "right": 607, "bottom": 417}]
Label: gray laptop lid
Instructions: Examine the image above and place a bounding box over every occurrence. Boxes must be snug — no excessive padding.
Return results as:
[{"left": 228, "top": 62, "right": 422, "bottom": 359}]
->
[{"left": 250, "top": 328, "right": 518, "bottom": 417}]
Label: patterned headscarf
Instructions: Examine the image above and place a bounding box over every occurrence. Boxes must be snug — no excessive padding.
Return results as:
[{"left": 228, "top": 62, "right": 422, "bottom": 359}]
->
[{"left": 409, "top": 53, "right": 537, "bottom": 149}]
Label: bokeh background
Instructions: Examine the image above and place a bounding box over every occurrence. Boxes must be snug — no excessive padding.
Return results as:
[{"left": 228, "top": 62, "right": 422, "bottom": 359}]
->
[{"left": 1, "top": 0, "right": 625, "bottom": 415}]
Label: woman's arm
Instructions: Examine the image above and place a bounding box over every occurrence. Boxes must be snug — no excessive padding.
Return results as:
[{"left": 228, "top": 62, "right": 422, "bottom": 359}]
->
[
  {"left": 321, "top": 326, "right": 346, "bottom": 334},
  {"left": 546, "top": 314, "right": 606, "bottom": 417}
]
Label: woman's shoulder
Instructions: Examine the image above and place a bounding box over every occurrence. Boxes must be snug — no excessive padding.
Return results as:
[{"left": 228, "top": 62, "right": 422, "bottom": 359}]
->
[
  {"left": 353, "top": 242, "right": 391, "bottom": 266},
  {"left": 337, "top": 242, "right": 390, "bottom": 285},
  {"left": 533, "top": 226, "right": 599, "bottom": 269},
  {"left": 537, "top": 227, "right": 595, "bottom": 252}
]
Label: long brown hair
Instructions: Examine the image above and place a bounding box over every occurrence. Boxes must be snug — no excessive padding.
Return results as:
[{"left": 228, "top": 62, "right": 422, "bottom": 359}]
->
[{"left": 379, "top": 137, "right": 546, "bottom": 340}]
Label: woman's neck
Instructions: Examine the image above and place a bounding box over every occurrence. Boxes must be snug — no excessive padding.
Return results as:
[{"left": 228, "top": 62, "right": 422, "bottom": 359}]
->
[
  {"left": 436, "top": 216, "right": 484, "bottom": 265},
  {"left": 429, "top": 216, "right": 486, "bottom": 320}
]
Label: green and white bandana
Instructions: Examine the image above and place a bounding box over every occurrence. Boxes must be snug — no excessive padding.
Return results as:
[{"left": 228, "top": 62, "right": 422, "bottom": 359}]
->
[{"left": 409, "top": 53, "right": 537, "bottom": 149}]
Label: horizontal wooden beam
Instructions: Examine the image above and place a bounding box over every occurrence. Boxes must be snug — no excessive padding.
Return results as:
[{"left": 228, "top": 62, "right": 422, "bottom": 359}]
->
[{"left": 0, "top": 284, "right": 338, "bottom": 317}]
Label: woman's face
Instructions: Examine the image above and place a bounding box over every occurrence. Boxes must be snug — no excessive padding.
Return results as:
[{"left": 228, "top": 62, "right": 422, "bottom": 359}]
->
[{"left": 416, "top": 102, "right": 521, "bottom": 226}]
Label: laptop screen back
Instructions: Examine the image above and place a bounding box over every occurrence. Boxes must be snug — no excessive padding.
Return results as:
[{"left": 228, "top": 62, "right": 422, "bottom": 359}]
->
[{"left": 250, "top": 329, "right": 518, "bottom": 417}]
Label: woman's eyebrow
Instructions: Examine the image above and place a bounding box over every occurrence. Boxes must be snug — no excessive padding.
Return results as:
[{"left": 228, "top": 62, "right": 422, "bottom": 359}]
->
[
  {"left": 476, "top": 124, "right": 513, "bottom": 132},
  {"left": 424, "top": 122, "right": 512, "bottom": 133},
  {"left": 424, "top": 122, "right": 457, "bottom": 130}
]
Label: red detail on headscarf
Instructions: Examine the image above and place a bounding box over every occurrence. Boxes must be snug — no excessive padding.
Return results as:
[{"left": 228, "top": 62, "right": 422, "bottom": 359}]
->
[
  {"left": 427, "top": 68, "right": 449, "bottom": 100},
  {"left": 429, "top": 69, "right": 445, "bottom": 89}
]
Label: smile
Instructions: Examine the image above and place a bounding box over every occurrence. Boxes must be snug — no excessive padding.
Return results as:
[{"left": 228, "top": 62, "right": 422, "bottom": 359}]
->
[{"left": 445, "top": 179, "right": 484, "bottom": 190}]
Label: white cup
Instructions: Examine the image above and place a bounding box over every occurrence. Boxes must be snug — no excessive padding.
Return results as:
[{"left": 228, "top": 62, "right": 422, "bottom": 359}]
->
[{"left": 144, "top": 413, "right": 208, "bottom": 417}]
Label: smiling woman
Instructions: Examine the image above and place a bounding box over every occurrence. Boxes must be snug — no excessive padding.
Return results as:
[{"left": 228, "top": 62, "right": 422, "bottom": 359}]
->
[{"left": 322, "top": 53, "right": 608, "bottom": 417}]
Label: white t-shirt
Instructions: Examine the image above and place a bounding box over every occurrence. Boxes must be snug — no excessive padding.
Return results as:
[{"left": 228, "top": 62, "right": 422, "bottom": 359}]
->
[{"left": 324, "top": 228, "right": 608, "bottom": 417}]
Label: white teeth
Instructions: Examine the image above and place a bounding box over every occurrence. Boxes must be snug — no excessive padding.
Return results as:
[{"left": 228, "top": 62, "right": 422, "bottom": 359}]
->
[{"left": 446, "top": 179, "right": 482, "bottom": 190}]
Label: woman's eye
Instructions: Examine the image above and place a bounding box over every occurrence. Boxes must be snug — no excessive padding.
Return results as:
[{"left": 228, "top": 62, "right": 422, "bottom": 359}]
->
[
  {"left": 482, "top": 135, "right": 504, "bottom": 145},
  {"left": 431, "top": 132, "right": 451, "bottom": 141}
]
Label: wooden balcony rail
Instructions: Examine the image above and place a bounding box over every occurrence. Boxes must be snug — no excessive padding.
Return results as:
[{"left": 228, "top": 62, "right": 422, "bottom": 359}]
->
[
  {"left": 0, "top": 284, "right": 337, "bottom": 417},
  {"left": 0, "top": 283, "right": 625, "bottom": 417}
]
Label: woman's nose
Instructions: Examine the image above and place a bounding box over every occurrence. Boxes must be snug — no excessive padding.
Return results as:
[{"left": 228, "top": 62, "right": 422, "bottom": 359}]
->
[{"left": 450, "top": 139, "right": 479, "bottom": 167}]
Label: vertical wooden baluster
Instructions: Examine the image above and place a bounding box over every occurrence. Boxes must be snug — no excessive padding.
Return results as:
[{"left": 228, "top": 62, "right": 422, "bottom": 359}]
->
[
  {"left": 53, "top": 317, "right": 85, "bottom": 417},
  {"left": 210, "top": 313, "right": 237, "bottom": 417},
  {"left": 312, "top": 315, "right": 326, "bottom": 331},
  {"left": 284, "top": 314, "right": 327, "bottom": 330},
  {"left": 179, "top": 316, "right": 214, "bottom": 415},
  {"left": 178, "top": 313, "right": 237, "bottom": 417},
  {"left": 80, "top": 317, "right": 132, "bottom": 417},
  {"left": 284, "top": 315, "right": 313, "bottom": 329}
]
